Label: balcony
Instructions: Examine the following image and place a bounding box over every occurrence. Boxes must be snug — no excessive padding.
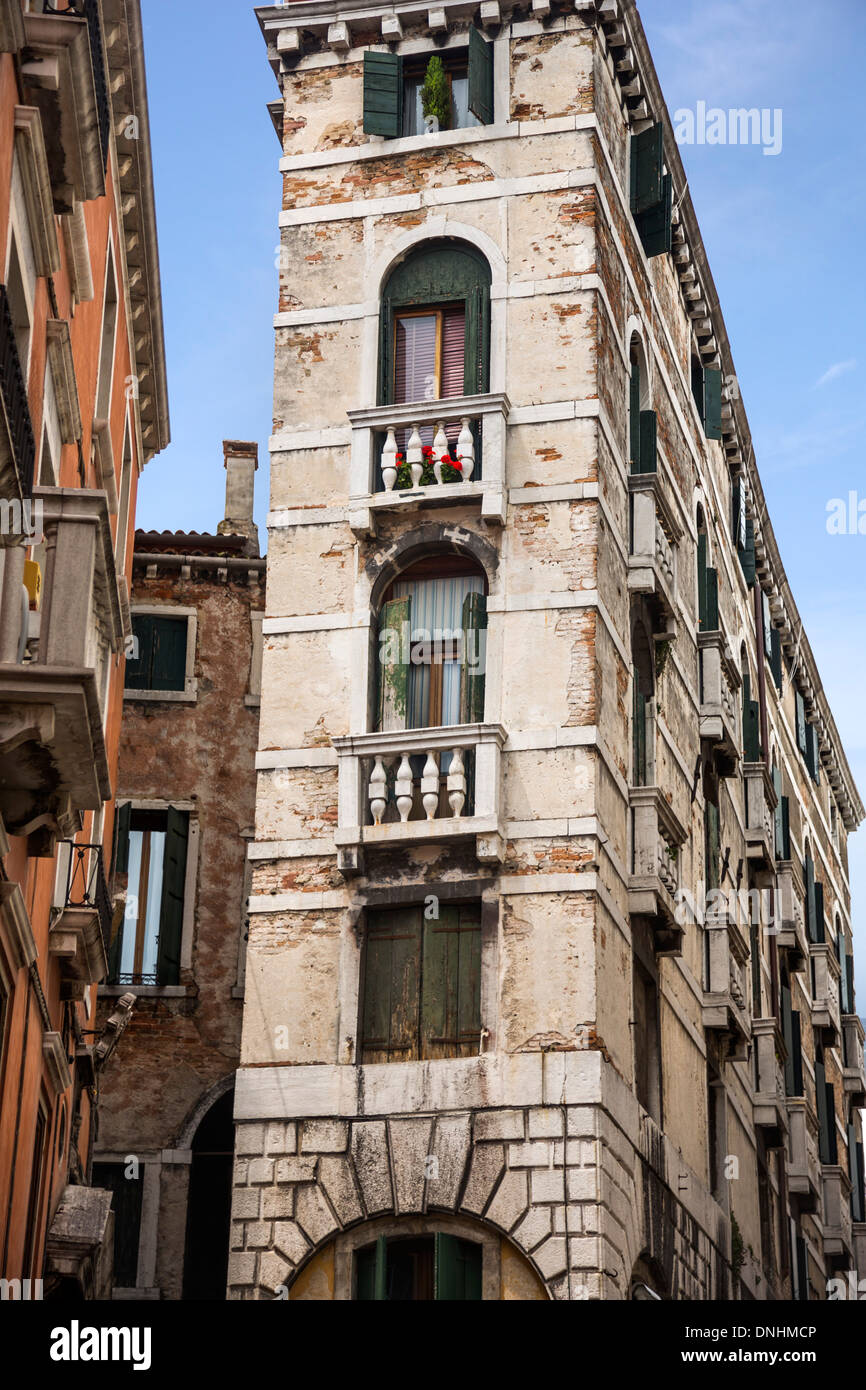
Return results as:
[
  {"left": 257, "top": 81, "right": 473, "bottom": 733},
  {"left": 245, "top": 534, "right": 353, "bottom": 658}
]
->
[
  {"left": 49, "top": 840, "right": 111, "bottom": 997},
  {"left": 346, "top": 393, "right": 509, "bottom": 536},
  {"left": 332, "top": 723, "right": 507, "bottom": 875},
  {"left": 0, "top": 284, "right": 36, "bottom": 508},
  {"left": 627, "top": 471, "right": 681, "bottom": 635},
  {"left": 810, "top": 942, "right": 841, "bottom": 1046},
  {"left": 774, "top": 859, "right": 808, "bottom": 973},
  {"left": 786, "top": 1098, "right": 820, "bottom": 1213},
  {"left": 702, "top": 900, "right": 750, "bottom": 1058},
  {"left": 698, "top": 631, "right": 740, "bottom": 777},
  {"left": 822, "top": 1166, "right": 854, "bottom": 1264},
  {"left": 752, "top": 1017, "right": 787, "bottom": 1146},
  {"left": 21, "top": 1, "right": 109, "bottom": 213},
  {"left": 627, "top": 786, "right": 687, "bottom": 955},
  {"left": 743, "top": 762, "right": 777, "bottom": 871},
  {"left": 0, "top": 487, "right": 121, "bottom": 839},
  {"left": 842, "top": 1014, "right": 866, "bottom": 1107}
]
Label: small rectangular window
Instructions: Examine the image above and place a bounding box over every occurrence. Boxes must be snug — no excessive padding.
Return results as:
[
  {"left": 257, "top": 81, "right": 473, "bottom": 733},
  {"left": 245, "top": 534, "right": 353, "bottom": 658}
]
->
[
  {"left": 401, "top": 58, "right": 481, "bottom": 138},
  {"left": 109, "top": 807, "right": 189, "bottom": 986},
  {"left": 125, "top": 613, "right": 189, "bottom": 692}
]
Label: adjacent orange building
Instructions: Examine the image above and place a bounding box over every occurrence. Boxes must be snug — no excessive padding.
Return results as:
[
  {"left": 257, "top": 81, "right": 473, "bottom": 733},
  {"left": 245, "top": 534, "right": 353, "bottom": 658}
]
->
[{"left": 0, "top": 0, "right": 167, "bottom": 1296}]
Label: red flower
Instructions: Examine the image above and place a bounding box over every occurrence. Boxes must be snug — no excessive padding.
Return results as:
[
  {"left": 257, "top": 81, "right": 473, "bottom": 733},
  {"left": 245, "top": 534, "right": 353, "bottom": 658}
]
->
[
  {"left": 395, "top": 452, "right": 404, "bottom": 462},
  {"left": 421, "top": 445, "right": 434, "bottom": 456},
  {"left": 440, "top": 455, "right": 451, "bottom": 464}
]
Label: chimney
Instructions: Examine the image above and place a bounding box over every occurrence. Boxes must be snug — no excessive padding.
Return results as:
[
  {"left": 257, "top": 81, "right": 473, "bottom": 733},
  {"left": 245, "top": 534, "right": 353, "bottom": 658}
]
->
[{"left": 219, "top": 440, "right": 259, "bottom": 557}]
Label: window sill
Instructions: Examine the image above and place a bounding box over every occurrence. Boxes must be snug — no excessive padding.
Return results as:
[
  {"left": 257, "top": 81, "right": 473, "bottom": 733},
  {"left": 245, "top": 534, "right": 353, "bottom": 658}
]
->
[
  {"left": 99, "top": 984, "right": 192, "bottom": 998},
  {"left": 123, "top": 681, "right": 198, "bottom": 704}
]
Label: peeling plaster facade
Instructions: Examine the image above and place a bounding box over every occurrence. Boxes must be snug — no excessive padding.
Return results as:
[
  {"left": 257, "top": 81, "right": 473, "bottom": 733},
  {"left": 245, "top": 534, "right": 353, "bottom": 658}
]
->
[{"left": 232, "top": 0, "right": 866, "bottom": 1300}]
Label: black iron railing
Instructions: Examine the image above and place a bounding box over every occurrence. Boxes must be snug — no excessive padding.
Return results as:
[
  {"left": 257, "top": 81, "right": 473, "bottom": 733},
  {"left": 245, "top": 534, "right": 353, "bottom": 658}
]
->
[
  {"left": 62, "top": 841, "right": 113, "bottom": 957},
  {"left": 0, "top": 286, "right": 35, "bottom": 498},
  {"left": 43, "top": 1, "right": 111, "bottom": 167}
]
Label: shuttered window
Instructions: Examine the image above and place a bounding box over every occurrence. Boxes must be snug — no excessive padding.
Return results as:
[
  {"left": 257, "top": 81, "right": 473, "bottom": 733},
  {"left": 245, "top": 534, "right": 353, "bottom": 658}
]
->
[
  {"left": 815, "top": 1057, "right": 837, "bottom": 1166},
  {"left": 360, "top": 903, "right": 482, "bottom": 1063},
  {"left": 630, "top": 124, "right": 672, "bottom": 258},
  {"left": 769, "top": 627, "right": 783, "bottom": 693},
  {"left": 781, "top": 978, "right": 803, "bottom": 1097},
  {"left": 805, "top": 722, "right": 821, "bottom": 785},
  {"left": 696, "top": 532, "right": 719, "bottom": 631},
  {"left": 739, "top": 518, "right": 756, "bottom": 587},
  {"left": 705, "top": 799, "right": 720, "bottom": 891},
  {"left": 635, "top": 409, "right": 657, "bottom": 474},
  {"left": 629, "top": 357, "right": 641, "bottom": 466},
  {"left": 731, "top": 478, "right": 747, "bottom": 551},
  {"left": 365, "top": 40, "right": 492, "bottom": 142},
  {"left": 109, "top": 808, "right": 189, "bottom": 986},
  {"left": 850, "top": 1127, "right": 866, "bottom": 1224},
  {"left": 356, "top": 1233, "right": 482, "bottom": 1300},
  {"left": 92, "top": 1162, "right": 144, "bottom": 1288},
  {"left": 467, "top": 28, "right": 493, "bottom": 125},
  {"left": 742, "top": 672, "right": 761, "bottom": 762},
  {"left": 692, "top": 361, "right": 722, "bottom": 440},
  {"left": 125, "top": 613, "right": 188, "bottom": 692},
  {"left": 363, "top": 52, "right": 403, "bottom": 137}
]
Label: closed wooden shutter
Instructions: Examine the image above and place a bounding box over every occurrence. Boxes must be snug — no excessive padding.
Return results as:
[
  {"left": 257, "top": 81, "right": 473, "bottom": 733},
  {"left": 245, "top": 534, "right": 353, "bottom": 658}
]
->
[
  {"left": 363, "top": 51, "right": 403, "bottom": 137},
  {"left": 795, "top": 691, "right": 807, "bottom": 757},
  {"left": 440, "top": 305, "right": 466, "bottom": 398},
  {"left": 91, "top": 1161, "right": 144, "bottom": 1288},
  {"left": 629, "top": 359, "right": 641, "bottom": 466},
  {"left": 435, "top": 1233, "right": 482, "bottom": 1300},
  {"left": 124, "top": 613, "right": 153, "bottom": 689},
  {"left": 813, "top": 881, "right": 825, "bottom": 944},
  {"left": 635, "top": 171, "right": 672, "bottom": 258},
  {"left": 740, "top": 518, "right": 756, "bottom": 587},
  {"left": 769, "top": 627, "right": 783, "bottom": 692},
  {"left": 156, "top": 807, "right": 189, "bottom": 986},
  {"left": 804, "top": 855, "right": 816, "bottom": 942},
  {"left": 361, "top": 908, "right": 422, "bottom": 1062},
  {"left": 844, "top": 953, "right": 855, "bottom": 1015},
  {"left": 704, "top": 366, "right": 722, "bottom": 440},
  {"left": 697, "top": 532, "right": 708, "bottom": 625},
  {"left": 150, "top": 616, "right": 188, "bottom": 692},
  {"left": 772, "top": 767, "right": 784, "bottom": 857},
  {"left": 637, "top": 409, "right": 657, "bottom": 473},
  {"left": 705, "top": 800, "right": 720, "bottom": 891},
  {"left": 459, "top": 590, "right": 487, "bottom": 724},
  {"left": 742, "top": 673, "right": 760, "bottom": 761},
  {"left": 731, "top": 479, "right": 747, "bottom": 550},
  {"left": 420, "top": 904, "right": 481, "bottom": 1059},
  {"left": 378, "top": 595, "right": 411, "bottom": 731},
  {"left": 114, "top": 799, "right": 131, "bottom": 875},
  {"left": 704, "top": 567, "right": 719, "bottom": 630},
  {"left": 630, "top": 122, "right": 664, "bottom": 214},
  {"left": 467, "top": 27, "right": 493, "bottom": 125},
  {"left": 782, "top": 984, "right": 803, "bottom": 1097}
]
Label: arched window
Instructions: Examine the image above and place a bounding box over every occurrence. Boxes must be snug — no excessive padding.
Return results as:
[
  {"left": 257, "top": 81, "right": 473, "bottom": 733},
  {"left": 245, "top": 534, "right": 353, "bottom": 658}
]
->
[
  {"left": 631, "top": 612, "right": 654, "bottom": 786},
  {"left": 377, "top": 554, "right": 487, "bottom": 733},
  {"left": 380, "top": 240, "right": 491, "bottom": 409}
]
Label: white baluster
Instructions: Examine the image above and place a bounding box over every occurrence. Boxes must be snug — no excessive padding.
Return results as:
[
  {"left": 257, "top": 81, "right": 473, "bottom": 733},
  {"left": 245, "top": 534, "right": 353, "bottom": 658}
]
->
[
  {"left": 457, "top": 417, "right": 475, "bottom": 481},
  {"left": 447, "top": 747, "right": 466, "bottom": 818},
  {"left": 432, "top": 421, "right": 448, "bottom": 484},
  {"left": 380, "top": 426, "right": 398, "bottom": 492},
  {"left": 407, "top": 424, "right": 423, "bottom": 488},
  {"left": 421, "top": 751, "right": 440, "bottom": 821},
  {"left": 368, "top": 757, "right": 387, "bottom": 825},
  {"left": 395, "top": 755, "right": 413, "bottom": 822}
]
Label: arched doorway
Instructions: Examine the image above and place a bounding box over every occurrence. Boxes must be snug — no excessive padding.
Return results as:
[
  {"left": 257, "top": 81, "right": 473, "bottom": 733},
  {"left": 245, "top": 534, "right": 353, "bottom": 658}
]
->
[{"left": 182, "top": 1086, "right": 234, "bottom": 1299}]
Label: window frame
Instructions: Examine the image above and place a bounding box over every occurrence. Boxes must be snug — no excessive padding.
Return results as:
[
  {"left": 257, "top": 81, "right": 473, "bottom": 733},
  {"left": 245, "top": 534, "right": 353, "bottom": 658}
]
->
[
  {"left": 333, "top": 1215, "right": 503, "bottom": 1301},
  {"left": 123, "top": 604, "right": 198, "bottom": 704}
]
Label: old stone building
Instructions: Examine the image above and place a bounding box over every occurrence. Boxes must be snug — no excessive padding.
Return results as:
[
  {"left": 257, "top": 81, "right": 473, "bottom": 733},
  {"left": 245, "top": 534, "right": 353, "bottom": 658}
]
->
[
  {"left": 93, "top": 442, "right": 264, "bottom": 1299},
  {"left": 0, "top": 0, "right": 168, "bottom": 1296},
  {"left": 231, "top": 0, "right": 866, "bottom": 1300}
]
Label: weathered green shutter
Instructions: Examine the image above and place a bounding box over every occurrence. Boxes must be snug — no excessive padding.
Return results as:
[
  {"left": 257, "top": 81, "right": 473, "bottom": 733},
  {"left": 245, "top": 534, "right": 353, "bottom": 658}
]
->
[
  {"left": 769, "top": 628, "right": 783, "bottom": 693},
  {"left": 795, "top": 691, "right": 807, "bottom": 758},
  {"left": 761, "top": 591, "right": 773, "bottom": 656},
  {"left": 361, "top": 908, "right": 422, "bottom": 1061},
  {"left": 776, "top": 794, "right": 790, "bottom": 861},
  {"left": 637, "top": 409, "right": 657, "bottom": 473},
  {"left": 357, "top": 1236, "right": 388, "bottom": 1299},
  {"left": 844, "top": 953, "right": 855, "bottom": 1015},
  {"left": 124, "top": 614, "right": 153, "bottom": 689},
  {"left": 852, "top": 1137, "right": 866, "bottom": 1224},
  {"left": 378, "top": 595, "right": 410, "bottom": 731},
  {"left": 636, "top": 171, "right": 672, "bottom": 258},
  {"left": 629, "top": 359, "right": 641, "bottom": 467},
  {"left": 816, "top": 1075, "right": 837, "bottom": 1165},
  {"left": 363, "top": 51, "right": 403, "bottom": 137},
  {"left": 706, "top": 800, "right": 720, "bottom": 891},
  {"left": 466, "top": 281, "right": 490, "bottom": 396},
  {"left": 794, "top": 1233, "right": 808, "bottom": 1301},
  {"left": 704, "top": 568, "right": 719, "bottom": 631},
  {"left": 731, "top": 479, "right": 747, "bottom": 551},
  {"left": 772, "top": 767, "right": 784, "bottom": 857},
  {"left": 113, "top": 800, "right": 131, "bottom": 875},
  {"left": 697, "top": 532, "right": 708, "bottom": 626},
  {"left": 703, "top": 366, "right": 722, "bottom": 440},
  {"left": 739, "top": 518, "right": 756, "bottom": 587},
  {"left": 813, "top": 880, "right": 825, "bottom": 945},
  {"left": 632, "top": 674, "right": 647, "bottom": 787},
  {"left": 459, "top": 591, "right": 487, "bottom": 724},
  {"left": 783, "top": 1002, "right": 803, "bottom": 1098},
  {"left": 467, "top": 27, "right": 493, "bottom": 125},
  {"left": 630, "top": 122, "right": 664, "bottom": 214},
  {"left": 420, "top": 905, "right": 481, "bottom": 1058},
  {"left": 156, "top": 808, "right": 189, "bottom": 986},
  {"left": 742, "top": 674, "right": 760, "bottom": 762},
  {"left": 806, "top": 724, "right": 820, "bottom": 785},
  {"left": 435, "top": 1233, "right": 482, "bottom": 1300},
  {"left": 804, "top": 855, "right": 816, "bottom": 942},
  {"left": 151, "top": 617, "right": 188, "bottom": 692},
  {"left": 373, "top": 1235, "right": 387, "bottom": 1300},
  {"left": 838, "top": 942, "right": 850, "bottom": 1018}
]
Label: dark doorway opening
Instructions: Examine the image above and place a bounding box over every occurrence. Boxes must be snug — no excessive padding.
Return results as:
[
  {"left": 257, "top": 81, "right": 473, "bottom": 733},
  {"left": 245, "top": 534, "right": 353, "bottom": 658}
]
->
[{"left": 182, "top": 1087, "right": 234, "bottom": 1300}]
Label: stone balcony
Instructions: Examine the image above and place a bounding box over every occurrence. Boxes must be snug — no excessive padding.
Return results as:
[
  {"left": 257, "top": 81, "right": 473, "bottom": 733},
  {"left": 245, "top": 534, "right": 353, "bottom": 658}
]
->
[
  {"left": 346, "top": 393, "right": 509, "bottom": 536},
  {"left": 698, "top": 631, "right": 740, "bottom": 777},
  {"left": 774, "top": 859, "right": 808, "bottom": 973},
  {"left": 627, "top": 785, "right": 687, "bottom": 955},
  {"left": 332, "top": 722, "right": 507, "bottom": 875},
  {"left": 0, "top": 488, "right": 120, "bottom": 841},
  {"left": 627, "top": 471, "right": 681, "bottom": 634},
  {"left": 785, "top": 1098, "right": 820, "bottom": 1214},
  {"left": 743, "top": 762, "right": 777, "bottom": 871},
  {"left": 751, "top": 1017, "right": 787, "bottom": 1147},
  {"left": 822, "top": 1166, "right": 854, "bottom": 1264},
  {"left": 810, "top": 942, "right": 842, "bottom": 1046},
  {"left": 842, "top": 1014, "right": 866, "bottom": 1107},
  {"left": 48, "top": 840, "right": 111, "bottom": 998},
  {"left": 702, "top": 901, "right": 750, "bottom": 1059}
]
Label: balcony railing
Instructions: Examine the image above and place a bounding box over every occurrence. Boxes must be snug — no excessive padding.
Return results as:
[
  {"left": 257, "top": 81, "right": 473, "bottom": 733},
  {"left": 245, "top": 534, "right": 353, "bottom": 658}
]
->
[
  {"left": 702, "top": 900, "right": 750, "bottom": 1057},
  {"left": 822, "top": 1166, "right": 854, "bottom": 1261},
  {"left": 810, "top": 941, "right": 841, "bottom": 1045},
  {"left": 627, "top": 786, "right": 687, "bottom": 954},
  {"left": 842, "top": 1014, "right": 866, "bottom": 1106},
  {"left": 786, "top": 1097, "right": 820, "bottom": 1213},
  {"left": 332, "top": 723, "right": 507, "bottom": 874},
  {"left": 752, "top": 1017, "right": 787, "bottom": 1145},
  {"left": 49, "top": 839, "right": 111, "bottom": 996},
  {"left": 0, "top": 284, "right": 36, "bottom": 501},
  {"left": 774, "top": 859, "right": 808, "bottom": 973},
  {"left": 743, "top": 762, "right": 777, "bottom": 869},
  {"left": 43, "top": 1, "right": 110, "bottom": 166},
  {"left": 698, "top": 631, "right": 740, "bottom": 776},
  {"left": 627, "top": 471, "right": 681, "bottom": 633},
  {"left": 62, "top": 841, "right": 112, "bottom": 956},
  {"left": 346, "top": 393, "right": 509, "bottom": 534}
]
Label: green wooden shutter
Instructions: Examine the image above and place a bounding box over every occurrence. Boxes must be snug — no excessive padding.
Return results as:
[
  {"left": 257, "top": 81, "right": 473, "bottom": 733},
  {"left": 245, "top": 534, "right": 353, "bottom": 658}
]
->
[
  {"left": 363, "top": 51, "right": 403, "bottom": 137},
  {"left": 467, "top": 27, "right": 493, "bottom": 125},
  {"left": 813, "top": 881, "right": 825, "bottom": 945},
  {"left": 795, "top": 691, "right": 807, "bottom": 758},
  {"left": 373, "top": 1235, "right": 387, "bottom": 1300},
  {"left": 156, "top": 808, "right": 189, "bottom": 986},
  {"left": 637, "top": 409, "right": 657, "bottom": 473},
  {"left": 806, "top": 724, "right": 820, "bottom": 785},
  {"left": 844, "top": 953, "right": 855, "bottom": 1015},
  {"left": 804, "top": 855, "right": 816, "bottom": 942},
  {"left": 632, "top": 673, "right": 647, "bottom": 787},
  {"left": 761, "top": 591, "right": 773, "bottom": 655},
  {"left": 783, "top": 1004, "right": 803, "bottom": 1098},
  {"left": 731, "top": 479, "right": 747, "bottom": 551},
  {"left": 706, "top": 800, "right": 720, "bottom": 891},
  {"left": 378, "top": 595, "right": 410, "bottom": 731},
  {"left": 794, "top": 1233, "right": 808, "bottom": 1301},
  {"left": 629, "top": 359, "right": 641, "bottom": 467},
  {"left": 769, "top": 628, "right": 783, "bottom": 693},
  {"left": 853, "top": 1138, "right": 866, "bottom": 1224},
  {"left": 739, "top": 518, "right": 756, "bottom": 587},
  {"left": 361, "top": 908, "right": 422, "bottom": 1061},
  {"left": 113, "top": 800, "right": 131, "bottom": 875},
  {"left": 466, "top": 281, "right": 490, "bottom": 395},
  {"left": 838, "top": 942, "right": 850, "bottom": 1018},
  {"left": 703, "top": 366, "right": 722, "bottom": 440},
  {"left": 357, "top": 1236, "right": 388, "bottom": 1299},
  {"left": 435, "top": 1233, "right": 482, "bottom": 1300},
  {"left": 697, "top": 532, "right": 708, "bottom": 627},
  {"left": 421, "top": 905, "right": 481, "bottom": 1058},
  {"left": 630, "top": 122, "right": 663, "bottom": 214},
  {"left": 459, "top": 591, "right": 487, "bottom": 724},
  {"left": 776, "top": 795, "right": 790, "bottom": 860},
  {"left": 150, "top": 617, "right": 188, "bottom": 692},
  {"left": 124, "top": 614, "right": 153, "bottom": 689},
  {"left": 705, "top": 568, "right": 719, "bottom": 631},
  {"left": 816, "top": 1077, "right": 837, "bottom": 1165},
  {"left": 772, "top": 767, "right": 784, "bottom": 857},
  {"left": 636, "top": 172, "right": 672, "bottom": 258},
  {"left": 742, "top": 673, "right": 760, "bottom": 761},
  {"left": 749, "top": 922, "right": 761, "bottom": 1016}
]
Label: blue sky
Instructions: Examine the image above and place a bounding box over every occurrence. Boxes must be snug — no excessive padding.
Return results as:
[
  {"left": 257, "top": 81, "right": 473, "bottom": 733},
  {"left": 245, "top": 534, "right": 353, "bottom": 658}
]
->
[{"left": 137, "top": 0, "right": 866, "bottom": 989}]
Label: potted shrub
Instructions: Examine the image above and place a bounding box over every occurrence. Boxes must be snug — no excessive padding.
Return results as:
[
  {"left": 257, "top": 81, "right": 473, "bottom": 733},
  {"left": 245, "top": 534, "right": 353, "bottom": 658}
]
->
[{"left": 421, "top": 55, "right": 451, "bottom": 133}]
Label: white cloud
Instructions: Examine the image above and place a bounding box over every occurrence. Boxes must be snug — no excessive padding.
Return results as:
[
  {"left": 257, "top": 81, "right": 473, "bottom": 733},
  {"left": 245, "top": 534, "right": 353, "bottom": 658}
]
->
[{"left": 815, "top": 359, "right": 857, "bottom": 389}]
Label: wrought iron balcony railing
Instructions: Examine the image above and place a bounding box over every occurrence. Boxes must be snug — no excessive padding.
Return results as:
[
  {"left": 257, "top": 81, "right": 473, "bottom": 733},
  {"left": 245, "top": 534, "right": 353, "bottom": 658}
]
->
[
  {"left": 0, "top": 284, "right": 36, "bottom": 498},
  {"left": 43, "top": 0, "right": 110, "bottom": 167},
  {"left": 63, "top": 841, "right": 112, "bottom": 957}
]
